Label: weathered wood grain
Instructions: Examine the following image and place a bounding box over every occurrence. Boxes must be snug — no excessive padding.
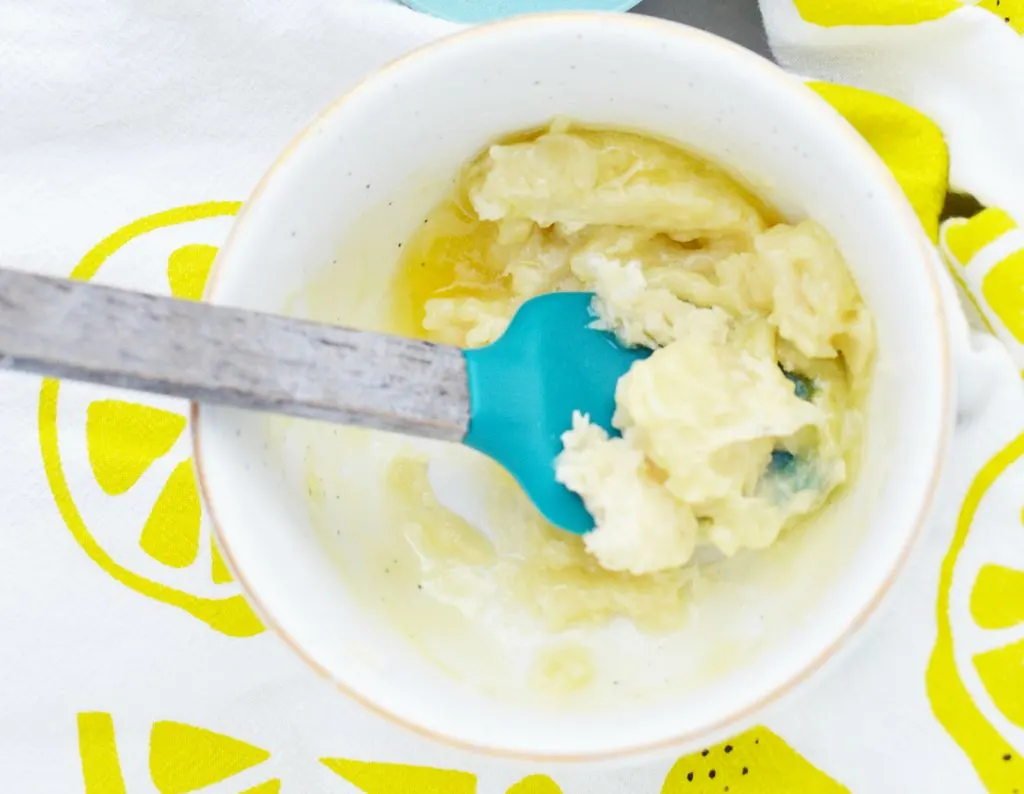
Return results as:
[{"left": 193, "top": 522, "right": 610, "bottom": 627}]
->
[{"left": 0, "top": 267, "right": 470, "bottom": 441}]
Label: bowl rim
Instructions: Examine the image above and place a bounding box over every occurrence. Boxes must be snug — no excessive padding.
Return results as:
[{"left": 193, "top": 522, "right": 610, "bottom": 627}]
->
[{"left": 191, "top": 10, "right": 951, "bottom": 763}]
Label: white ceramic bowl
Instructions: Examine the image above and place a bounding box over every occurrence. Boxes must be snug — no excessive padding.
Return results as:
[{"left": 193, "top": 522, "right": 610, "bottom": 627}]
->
[{"left": 194, "top": 13, "right": 952, "bottom": 762}]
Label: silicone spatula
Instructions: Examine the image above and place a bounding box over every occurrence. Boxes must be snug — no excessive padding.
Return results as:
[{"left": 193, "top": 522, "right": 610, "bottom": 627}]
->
[{"left": 0, "top": 268, "right": 650, "bottom": 533}]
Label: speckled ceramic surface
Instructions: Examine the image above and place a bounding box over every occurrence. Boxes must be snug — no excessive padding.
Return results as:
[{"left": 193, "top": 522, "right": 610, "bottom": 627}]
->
[
  {"left": 399, "top": 0, "right": 641, "bottom": 23},
  {"left": 198, "top": 12, "right": 954, "bottom": 760}
]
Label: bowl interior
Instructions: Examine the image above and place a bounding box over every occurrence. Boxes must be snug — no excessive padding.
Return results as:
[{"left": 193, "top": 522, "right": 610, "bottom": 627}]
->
[{"left": 195, "top": 14, "right": 949, "bottom": 759}]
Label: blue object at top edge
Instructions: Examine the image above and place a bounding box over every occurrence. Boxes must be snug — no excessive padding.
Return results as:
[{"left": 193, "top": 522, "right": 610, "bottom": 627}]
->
[{"left": 399, "top": 0, "right": 641, "bottom": 24}]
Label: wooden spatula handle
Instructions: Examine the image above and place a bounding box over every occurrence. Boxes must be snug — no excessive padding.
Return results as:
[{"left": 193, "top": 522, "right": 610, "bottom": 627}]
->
[{"left": 0, "top": 267, "right": 470, "bottom": 441}]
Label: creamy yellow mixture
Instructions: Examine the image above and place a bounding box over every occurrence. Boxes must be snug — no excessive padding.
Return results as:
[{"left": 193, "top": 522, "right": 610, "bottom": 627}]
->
[
  {"left": 385, "top": 454, "right": 698, "bottom": 633},
  {"left": 392, "top": 121, "right": 873, "bottom": 595}
]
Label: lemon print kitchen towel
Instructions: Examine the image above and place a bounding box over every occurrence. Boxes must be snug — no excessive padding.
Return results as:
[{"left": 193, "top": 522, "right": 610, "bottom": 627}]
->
[
  {"left": 756, "top": 1, "right": 1024, "bottom": 790},
  {"left": 1, "top": 0, "right": 1024, "bottom": 790}
]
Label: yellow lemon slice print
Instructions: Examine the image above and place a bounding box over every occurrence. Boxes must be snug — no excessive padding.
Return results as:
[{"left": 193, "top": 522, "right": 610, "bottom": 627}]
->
[
  {"left": 941, "top": 208, "right": 1024, "bottom": 370},
  {"left": 661, "top": 726, "right": 848, "bottom": 792},
  {"left": 794, "top": 0, "right": 1023, "bottom": 32},
  {"left": 78, "top": 711, "right": 279, "bottom": 793},
  {"left": 80, "top": 711, "right": 564, "bottom": 793},
  {"left": 808, "top": 82, "right": 949, "bottom": 242},
  {"left": 321, "top": 759, "right": 565, "bottom": 793},
  {"left": 506, "top": 775, "right": 563, "bottom": 794},
  {"left": 38, "top": 203, "right": 263, "bottom": 637},
  {"left": 927, "top": 432, "right": 1024, "bottom": 790},
  {"left": 979, "top": 0, "right": 1024, "bottom": 33},
  {"left": 321, "top": 759, "right": 477, "bottom": 793}
]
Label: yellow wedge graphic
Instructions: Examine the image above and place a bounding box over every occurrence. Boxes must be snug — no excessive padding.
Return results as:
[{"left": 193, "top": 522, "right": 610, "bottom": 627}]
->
[
  {"left": 506, "top": 775, "right": 562, "bottom": 793},
  {"left": 150, "top": 721, "right": 271, "bottom": 794},
  {"left": 661, "top": 726, "right": 848, "bottom": 792},
  {"left": 79, "top": 712, "right": 275, "bottom": 793},
  {"left": 794, "top": 0, "right": 1022, "bottom": 31},
  {"left": 321, "top": 759, "right": 477, "bottom": 793},
  {"left": 927, "top": 432, "right": 1024, "bottom": 790}
]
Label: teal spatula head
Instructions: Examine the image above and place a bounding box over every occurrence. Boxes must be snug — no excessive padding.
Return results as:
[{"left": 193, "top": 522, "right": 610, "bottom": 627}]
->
[{"left": 462, "top": 292, "right": 650, "bottom": 534}]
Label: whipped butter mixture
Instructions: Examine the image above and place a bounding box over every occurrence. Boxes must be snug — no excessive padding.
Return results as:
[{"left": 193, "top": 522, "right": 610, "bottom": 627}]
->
[{"left": 392, "top": 120, "right": 874, "bottom": 586}]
